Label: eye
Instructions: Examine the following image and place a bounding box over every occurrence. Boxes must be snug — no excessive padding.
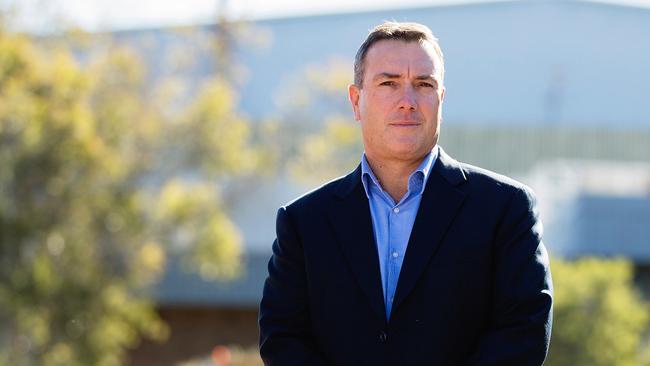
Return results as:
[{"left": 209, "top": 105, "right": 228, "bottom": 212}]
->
[
  {"left": 417, "top": 82, "right": 435, "bottom": 88},
  {"left": 379, "top": 80, "right": 396, "bottom": 87}
]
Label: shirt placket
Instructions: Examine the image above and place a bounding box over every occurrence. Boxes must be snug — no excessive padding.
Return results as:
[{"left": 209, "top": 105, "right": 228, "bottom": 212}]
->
[{"left": 387, "top": 199, "right": 405, "bottom": 317}]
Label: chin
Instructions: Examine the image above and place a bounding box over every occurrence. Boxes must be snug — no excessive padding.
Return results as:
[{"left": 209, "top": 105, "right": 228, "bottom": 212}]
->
[
  {"left": 387, "top": 146, "right": 426, "bottom": 161},
  {"left": 390, "top": 140, "right": 437, "bottom": 159}
]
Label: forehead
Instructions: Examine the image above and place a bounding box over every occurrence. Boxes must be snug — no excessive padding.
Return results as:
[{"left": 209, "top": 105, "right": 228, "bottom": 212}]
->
[{"left": 364, "top": 40, "right": 442, "bottom": 77}]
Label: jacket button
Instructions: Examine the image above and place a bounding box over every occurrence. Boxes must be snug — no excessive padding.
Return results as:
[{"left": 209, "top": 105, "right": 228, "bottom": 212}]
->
[{"left": 379, "top": 331, "right": 388, "bottom": 342}]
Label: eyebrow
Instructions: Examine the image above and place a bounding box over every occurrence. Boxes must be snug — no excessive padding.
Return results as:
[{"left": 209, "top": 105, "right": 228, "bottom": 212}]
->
[
  {"left": 415, "top": 74, "right": 437, "bottom": 81},
  {"left": 373, "top": 72, "right": 439, "bottom": 82}
]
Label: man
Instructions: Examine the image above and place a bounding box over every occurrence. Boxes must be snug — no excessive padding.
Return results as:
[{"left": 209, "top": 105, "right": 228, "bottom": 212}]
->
[{"left": 259, "top": 21, "right": 552, "bottom": 365}]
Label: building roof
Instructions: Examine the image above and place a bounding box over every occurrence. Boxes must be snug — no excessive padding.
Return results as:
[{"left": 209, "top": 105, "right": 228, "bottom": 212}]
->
[
  {"left": 525, "top": 159, "right": 650, "bottom": 262},
  {"left": 152, "top": 252, "right": 271, "bottom": 307},
  {"left": 566, "top": 193, "right": 650, "bottom": 261},
  {"left": 103, "top": 0, "right": 650, "bottom": 127}
]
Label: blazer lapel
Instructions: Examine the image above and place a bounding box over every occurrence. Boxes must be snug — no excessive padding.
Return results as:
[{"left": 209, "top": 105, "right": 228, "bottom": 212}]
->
[
  {"left": 392, "top": 148, "right": 468, "bottom": 316},
  {"left": 328, "top": 165, "right": 386, "bottom": 321}
]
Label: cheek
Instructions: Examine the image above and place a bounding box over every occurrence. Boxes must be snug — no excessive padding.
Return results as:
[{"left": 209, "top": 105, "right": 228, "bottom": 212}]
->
[
  {"left": 360, "top": 98, "right": 388, "bottom": 121},
  {"left": 422, "top": 97, "right": 442, "bottom": 118}
]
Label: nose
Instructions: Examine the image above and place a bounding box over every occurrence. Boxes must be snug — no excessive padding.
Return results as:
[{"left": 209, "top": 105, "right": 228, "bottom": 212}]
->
[{"left": 398, "top": 85, "right": 417, "bottom": 110}]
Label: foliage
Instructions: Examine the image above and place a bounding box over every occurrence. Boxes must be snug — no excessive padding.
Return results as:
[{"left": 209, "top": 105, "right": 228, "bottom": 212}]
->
[
  {"left": 272, "top": 58, "right": 362, "bottom": 183},
  {"left": 288, "top": 116, "right": 361, "bottom": 183},
  {"left": 547, "top": 257, "right": 650, "bottom": 366},
  {"left": 0, "top": 24, "right": 255, "bottom": 366}
]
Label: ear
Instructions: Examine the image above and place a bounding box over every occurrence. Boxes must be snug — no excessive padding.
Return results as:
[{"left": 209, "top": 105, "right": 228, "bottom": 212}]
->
[
  {"left": 439, "top": 86, "right": 446, "bottom": 124},
  {"left": 348, "top": 84, "right": 361, "bottom": 121}
]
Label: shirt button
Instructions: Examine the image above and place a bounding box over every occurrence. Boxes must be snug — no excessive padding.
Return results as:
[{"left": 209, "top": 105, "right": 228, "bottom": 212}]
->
[
  {"left": 393, "top": 207, "right": 400, "bottom": 214},
  {"left": 392, "top": 251, "right": 399, "bottom": 258},
  {"left": 379, "top": 331, "right": 388, "bottom": 342}
]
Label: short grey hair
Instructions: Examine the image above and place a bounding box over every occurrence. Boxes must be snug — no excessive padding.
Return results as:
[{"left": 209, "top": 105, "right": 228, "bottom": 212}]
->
[{"left": 353, "top": 21, "right": 445, "bottom": 88}]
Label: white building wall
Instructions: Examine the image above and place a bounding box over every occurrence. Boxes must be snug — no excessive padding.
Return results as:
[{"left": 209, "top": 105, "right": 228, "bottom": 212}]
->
[{"left": 236, "top": 0, "right": 650, "bottom": 127}]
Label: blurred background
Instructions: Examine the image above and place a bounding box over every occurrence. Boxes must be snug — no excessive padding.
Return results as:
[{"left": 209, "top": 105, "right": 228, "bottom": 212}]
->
[{"left": 0, "top": 0, "right": 649, "bottom": 365}]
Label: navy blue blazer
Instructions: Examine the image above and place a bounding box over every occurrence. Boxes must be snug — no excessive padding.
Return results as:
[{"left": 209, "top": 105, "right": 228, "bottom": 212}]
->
[{"left": 259, "top": 148, "right": 553, "bottom": 366}]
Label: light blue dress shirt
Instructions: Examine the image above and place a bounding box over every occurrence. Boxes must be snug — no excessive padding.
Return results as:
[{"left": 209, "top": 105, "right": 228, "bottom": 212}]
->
[{"left": 360, "top": 146, "right": 439, "bottom": 319}]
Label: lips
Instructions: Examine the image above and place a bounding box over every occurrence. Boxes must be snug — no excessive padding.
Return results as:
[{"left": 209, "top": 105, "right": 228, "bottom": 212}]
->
[{"left": 389, "top": 121, "right": 420, "bottom": 126}]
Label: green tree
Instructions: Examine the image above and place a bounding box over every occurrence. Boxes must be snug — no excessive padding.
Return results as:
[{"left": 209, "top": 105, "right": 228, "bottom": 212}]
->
[
  {"left": 547, "top": 257, "right": 650, "bottom": 366},
  {"left": 0, "top": 23, "right": 254, "bottom": 366},
  {"left": 269, "top": 58, "right": 362, "bottom": 183},
  {"left": 288, "top": 116, "right": 360, "bottom": 183}
]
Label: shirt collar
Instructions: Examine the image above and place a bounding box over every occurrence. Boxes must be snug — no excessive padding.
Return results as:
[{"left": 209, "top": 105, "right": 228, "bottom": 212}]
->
[{"left": 361, "top": 145, "right": 439, "bottom": 199}]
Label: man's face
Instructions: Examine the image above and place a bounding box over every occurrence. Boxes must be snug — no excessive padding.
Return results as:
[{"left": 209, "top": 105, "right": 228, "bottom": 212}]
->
[{"left": 349, "top": 40, "right": 445, "bottom": 164}]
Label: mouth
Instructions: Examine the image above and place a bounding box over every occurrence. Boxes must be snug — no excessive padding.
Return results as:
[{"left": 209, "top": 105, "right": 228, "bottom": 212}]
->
[{"left": 389, "top": 121, "right": 421, "bottom": 127}]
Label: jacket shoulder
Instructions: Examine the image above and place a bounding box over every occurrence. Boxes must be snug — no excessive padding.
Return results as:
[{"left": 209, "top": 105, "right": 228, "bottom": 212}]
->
[
  {"left": 458, "top": 161, "right": 536, "bottom": 199},
  {"left": 281, "top": 171, "right": 353, "bottom": 214}
]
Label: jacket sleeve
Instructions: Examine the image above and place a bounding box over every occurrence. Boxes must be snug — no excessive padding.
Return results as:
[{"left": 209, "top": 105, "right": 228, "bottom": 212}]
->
[
  {"left": 466, "top": 187, "right": 553, "bottom": 366},
  {"left": 258, "top": 207, "right": 329, "bottom": 366}
]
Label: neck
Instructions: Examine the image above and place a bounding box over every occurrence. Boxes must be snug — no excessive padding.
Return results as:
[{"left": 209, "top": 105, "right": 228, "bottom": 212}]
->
[{"left": 365, "top": 154, "right": 426, "bottom": 203}]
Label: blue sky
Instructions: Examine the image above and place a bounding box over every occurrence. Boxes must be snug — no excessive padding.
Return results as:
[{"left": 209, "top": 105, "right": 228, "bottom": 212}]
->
[
  {"left": 2, "top": 0, "right": 449, "bottom": 32},
  {"left": 3, "top": 0, "right": 650, "bottom": 33}
]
